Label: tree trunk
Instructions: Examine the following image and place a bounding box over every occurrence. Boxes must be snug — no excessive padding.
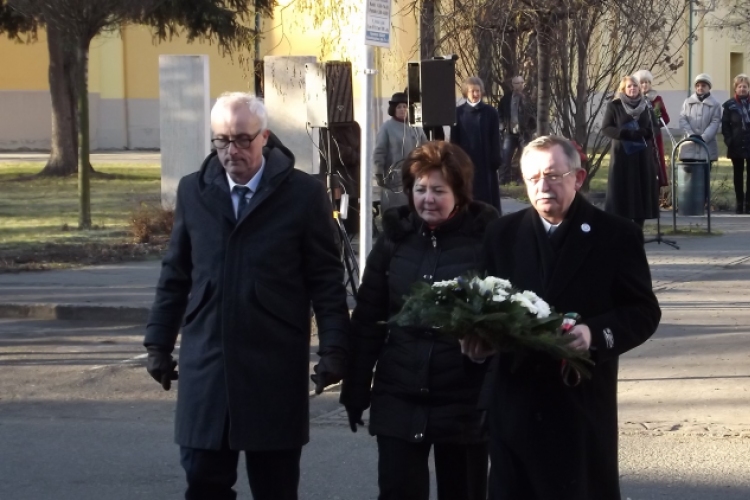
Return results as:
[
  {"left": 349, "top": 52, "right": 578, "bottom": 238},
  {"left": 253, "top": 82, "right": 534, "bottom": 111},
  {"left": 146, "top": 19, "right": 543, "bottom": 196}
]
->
[
  {"left": 77, "top": 37, "right": 92, "bottom": 229},
  {"left": 536, "top": 13, "right": 552, "bottom": 136},
  {"left": 420, "top": 0, "right": 436, "bottom": 59},
  {"left": 475, "top": 10, "right": 495, "bottom": 100},
  {"left": 40, "top": 24, "right": 78, "bottom": 176},
  {"left": 574, "top": 19, "right": 589, "bottom": 152}
]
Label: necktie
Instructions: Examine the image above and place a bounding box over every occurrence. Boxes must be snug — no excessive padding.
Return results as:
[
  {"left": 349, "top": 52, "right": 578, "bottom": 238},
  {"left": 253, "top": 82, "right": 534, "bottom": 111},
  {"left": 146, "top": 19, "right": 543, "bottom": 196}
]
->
[
  {"left": 547, "top": 225, "right": 556, "bottom": 237},
  {"left": 234, "top": 186, "right": 251, "bottom": 220}
]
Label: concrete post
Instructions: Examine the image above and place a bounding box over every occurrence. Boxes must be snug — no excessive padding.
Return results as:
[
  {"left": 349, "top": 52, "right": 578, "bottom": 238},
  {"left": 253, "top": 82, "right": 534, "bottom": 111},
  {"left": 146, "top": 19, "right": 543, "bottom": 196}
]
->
[
  {"left": 158, "top": 55, "right": 211, "bottom": 208},
  {"left": 263, "top": 56, "right": 318, "bottom": 174}
]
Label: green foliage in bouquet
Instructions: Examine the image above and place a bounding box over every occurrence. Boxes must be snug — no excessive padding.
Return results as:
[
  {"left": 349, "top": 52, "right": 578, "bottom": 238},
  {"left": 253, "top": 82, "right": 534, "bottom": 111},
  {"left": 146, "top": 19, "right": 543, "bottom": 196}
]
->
[{"left": 390, "top": 274, "right": 593, "bottom": 378}]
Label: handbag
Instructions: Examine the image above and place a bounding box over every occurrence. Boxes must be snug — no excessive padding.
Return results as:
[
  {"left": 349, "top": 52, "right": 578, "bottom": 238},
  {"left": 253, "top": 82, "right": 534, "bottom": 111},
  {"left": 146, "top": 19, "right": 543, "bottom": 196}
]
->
[{"left": 621, "top": 120, "right": 647, "bottom": 155}]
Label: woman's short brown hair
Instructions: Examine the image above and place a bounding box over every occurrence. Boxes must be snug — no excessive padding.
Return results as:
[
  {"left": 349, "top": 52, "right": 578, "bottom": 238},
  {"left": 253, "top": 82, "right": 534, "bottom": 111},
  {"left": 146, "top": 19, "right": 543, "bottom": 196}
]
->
[
  {"left": 461, "top": 76, "right": 485, "bottom": 97},
  {"left": 402, "top": 141, "right": 474, "bottom": 211}
]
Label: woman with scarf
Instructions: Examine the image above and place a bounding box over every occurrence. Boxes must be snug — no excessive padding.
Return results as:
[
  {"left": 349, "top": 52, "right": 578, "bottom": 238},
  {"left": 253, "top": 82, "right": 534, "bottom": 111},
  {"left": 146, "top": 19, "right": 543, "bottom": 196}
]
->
[
  {"left": 634, "top": 69, "right": 671, "bottom": 188},
  {"left": 722, "top": 74, "right": 750, "bottom": 213},
  {"left": 679, "top": 74, "right": 722, "bottom": 164},
  {"left": 602, "top": 75, "right": 659, "bottom": 229}
]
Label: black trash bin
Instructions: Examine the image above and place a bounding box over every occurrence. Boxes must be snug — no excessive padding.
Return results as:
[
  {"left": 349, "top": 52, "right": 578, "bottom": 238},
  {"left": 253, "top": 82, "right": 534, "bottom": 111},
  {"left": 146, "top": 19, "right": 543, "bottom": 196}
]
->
[{"left": 676, "top": 161, "right": 709, "bottom": 216}]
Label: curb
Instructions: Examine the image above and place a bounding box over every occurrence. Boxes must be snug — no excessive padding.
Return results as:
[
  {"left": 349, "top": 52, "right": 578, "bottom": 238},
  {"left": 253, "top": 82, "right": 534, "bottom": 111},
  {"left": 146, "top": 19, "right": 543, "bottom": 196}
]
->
[{"left": 0, "top": 303, "right": 150, "bottom": 323}]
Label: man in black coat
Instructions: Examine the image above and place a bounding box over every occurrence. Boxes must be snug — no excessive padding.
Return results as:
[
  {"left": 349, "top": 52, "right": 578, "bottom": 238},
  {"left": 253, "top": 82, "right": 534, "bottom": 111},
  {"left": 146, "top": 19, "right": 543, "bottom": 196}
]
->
[
  {"left": 464, "top": 136, "right": 661, "bottom": 500},
  {"left": 497, "top": 75, "right": 537, "bottom": 185},
  {"left": 144, "top": 92, "right": 350, "bottom": 500}
]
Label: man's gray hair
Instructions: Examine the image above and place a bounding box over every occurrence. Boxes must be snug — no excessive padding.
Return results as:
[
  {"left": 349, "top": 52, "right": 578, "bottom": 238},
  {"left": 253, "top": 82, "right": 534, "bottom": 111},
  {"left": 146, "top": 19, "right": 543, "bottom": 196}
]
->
[
  {"left": 211, "top": 92, "right": 268, "bottom": 130},
  {"left": 520, "top": 135, "right": 582, "bottom": 171}
]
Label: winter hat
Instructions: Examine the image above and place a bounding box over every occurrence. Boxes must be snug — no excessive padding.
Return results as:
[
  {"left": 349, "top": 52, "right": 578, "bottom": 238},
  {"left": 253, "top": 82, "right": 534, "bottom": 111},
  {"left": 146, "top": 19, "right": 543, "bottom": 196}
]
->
[
  {"left": 388, "top": 92, "right": 408, "bottom": 106},
  {"left": 694, "top": 73, "right": 712, "bottom": 89},
  {"left": 388, "top": 92, "right": 409, "bottom": 117},
  {"left": 633, "top": 69, "right": 653, "bottom": 84}
]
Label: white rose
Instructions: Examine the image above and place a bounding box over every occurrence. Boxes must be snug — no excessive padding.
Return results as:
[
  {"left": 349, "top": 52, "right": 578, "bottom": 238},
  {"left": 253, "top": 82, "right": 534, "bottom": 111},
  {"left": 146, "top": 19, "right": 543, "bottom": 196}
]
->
[
  {"left": 510, "top": 292, "right": 538, "bottom": 315},
  {"left": 492, "top": 288, "right": 509, "bottom": 302},
  {"left": 484, "top": 276, "right": 512, "bottom": 291},
  {"left": 470, "top": 276, "right": 493, "bottom": 295},
  {"left": 433, "top": 279, "right": 459, "bottom": 289}
]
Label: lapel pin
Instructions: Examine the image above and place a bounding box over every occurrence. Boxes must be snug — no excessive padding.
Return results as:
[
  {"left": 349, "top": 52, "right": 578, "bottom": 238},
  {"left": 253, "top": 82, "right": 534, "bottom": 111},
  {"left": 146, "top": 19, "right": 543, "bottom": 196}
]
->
[{"left": 581, "top": 223, "right": 591, "bottom": 233}]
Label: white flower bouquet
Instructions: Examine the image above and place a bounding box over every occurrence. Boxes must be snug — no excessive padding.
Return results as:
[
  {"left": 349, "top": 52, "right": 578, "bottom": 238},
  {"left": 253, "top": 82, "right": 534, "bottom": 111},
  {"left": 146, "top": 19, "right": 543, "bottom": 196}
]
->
[{"left": 391, "top": 274, "right": 593, "bottom": 377}]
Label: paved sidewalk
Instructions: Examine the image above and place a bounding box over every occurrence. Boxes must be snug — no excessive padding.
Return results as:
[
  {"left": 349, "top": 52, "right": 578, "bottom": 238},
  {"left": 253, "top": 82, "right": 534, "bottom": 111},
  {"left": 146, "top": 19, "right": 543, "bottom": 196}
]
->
[
  {"left": 0, "top": 202, "right": 747, "bottom": 321},
  {"left": 1, "top": 201, "right": 748, "bottom": 434}
]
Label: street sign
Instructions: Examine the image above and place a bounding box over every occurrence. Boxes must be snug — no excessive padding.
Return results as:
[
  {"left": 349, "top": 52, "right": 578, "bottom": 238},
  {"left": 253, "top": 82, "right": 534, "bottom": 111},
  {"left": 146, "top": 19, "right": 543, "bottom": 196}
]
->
[{"left": 364, "top": 0, "right": 392, "bottom": 48}]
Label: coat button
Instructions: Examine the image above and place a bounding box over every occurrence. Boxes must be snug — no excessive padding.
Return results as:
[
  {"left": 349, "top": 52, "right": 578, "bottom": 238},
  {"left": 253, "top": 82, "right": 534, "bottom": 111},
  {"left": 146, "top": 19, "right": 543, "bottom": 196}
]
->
[
  {"left": 535, "top": 412, "right": 543, "bottom": 422},
  {"left": 414, "top": 433, "right": 424, "bottom": 440},
  {"left": 420, "top": 388, "right": 429, "bottom": 394},
  {"left": 423, "top": 274, "right": 429, "bottom": 279}
]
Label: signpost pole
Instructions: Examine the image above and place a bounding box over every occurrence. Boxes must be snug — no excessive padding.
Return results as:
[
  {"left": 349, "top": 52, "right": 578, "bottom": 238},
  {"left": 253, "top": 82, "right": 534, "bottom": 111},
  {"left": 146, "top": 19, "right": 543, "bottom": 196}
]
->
[{"left": 359, "top": 0, "right": 391, "bottom": 277}]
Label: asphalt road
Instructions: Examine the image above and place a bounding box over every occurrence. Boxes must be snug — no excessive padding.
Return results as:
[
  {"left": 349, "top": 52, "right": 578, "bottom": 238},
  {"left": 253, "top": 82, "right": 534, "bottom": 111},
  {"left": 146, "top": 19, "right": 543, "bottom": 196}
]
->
[{"left": 0, "top": 312, "right": 748, "bottom": 499}]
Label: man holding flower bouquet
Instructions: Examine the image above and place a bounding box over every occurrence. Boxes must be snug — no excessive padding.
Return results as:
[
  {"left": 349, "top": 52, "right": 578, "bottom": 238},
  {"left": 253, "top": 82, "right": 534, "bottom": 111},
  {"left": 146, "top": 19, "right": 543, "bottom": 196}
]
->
[{"left": 467, "top": 136, "right": 661, "bottom": 500}]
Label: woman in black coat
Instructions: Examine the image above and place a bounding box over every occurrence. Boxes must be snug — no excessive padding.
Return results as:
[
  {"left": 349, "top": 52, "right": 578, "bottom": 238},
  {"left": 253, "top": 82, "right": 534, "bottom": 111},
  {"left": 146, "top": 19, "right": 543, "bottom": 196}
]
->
[
  {"left": 450, "top": 76, "right": 502, "bottom": 214},
  {"left": 341, "top": 141, "right": 499, "bottom": 500},
  {"left": 602, "top": 75, "right": 659, "bottom": 228},
  {"left": 722, "top": 73, "right": 750, "bottom": 214}
]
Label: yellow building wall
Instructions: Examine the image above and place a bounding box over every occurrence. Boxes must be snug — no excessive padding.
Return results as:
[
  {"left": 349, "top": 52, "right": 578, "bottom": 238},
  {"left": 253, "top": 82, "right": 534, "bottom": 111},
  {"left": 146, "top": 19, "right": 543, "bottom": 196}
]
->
[
  {"left": 120, "top": 24, "right": 250, "bottom": 100},
  {"left": 0, "top": 34, "right": 49, "bottom": 91}
]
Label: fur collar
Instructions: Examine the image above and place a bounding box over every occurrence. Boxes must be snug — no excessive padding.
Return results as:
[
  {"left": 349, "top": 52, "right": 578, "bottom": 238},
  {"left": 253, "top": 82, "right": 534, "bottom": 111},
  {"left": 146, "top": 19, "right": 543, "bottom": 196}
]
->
[{"left": 381, "top": 201, "right": 498, "bottom": 242}]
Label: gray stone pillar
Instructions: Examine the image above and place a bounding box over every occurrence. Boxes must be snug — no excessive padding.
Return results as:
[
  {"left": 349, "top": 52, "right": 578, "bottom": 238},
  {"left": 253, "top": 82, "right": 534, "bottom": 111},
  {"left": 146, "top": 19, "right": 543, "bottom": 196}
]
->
[
  {"left": 263, "top": 56, "right": 318, "bottom": 174},
  {"left": 159, "top": 55, "right": 211, "bottom": 207}
]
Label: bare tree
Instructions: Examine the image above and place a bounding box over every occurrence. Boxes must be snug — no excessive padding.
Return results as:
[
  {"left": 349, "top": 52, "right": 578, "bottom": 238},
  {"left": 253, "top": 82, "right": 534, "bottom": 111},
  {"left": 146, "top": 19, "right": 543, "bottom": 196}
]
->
[
  {"left": 548, "top": 0, "right": 697, "bottom": 188},
  {"left": 3, "top": 0, "right": 274, "bottom": 228},
  {"left": 404, "top": 0, "right": 696, "bottom": 185}
]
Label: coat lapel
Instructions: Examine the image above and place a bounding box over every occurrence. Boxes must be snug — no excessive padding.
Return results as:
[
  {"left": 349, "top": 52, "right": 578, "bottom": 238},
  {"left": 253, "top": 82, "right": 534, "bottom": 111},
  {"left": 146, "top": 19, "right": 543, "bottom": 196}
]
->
[
  {"left": 544, "top": 196, "right": 597, "bottom": 304},
  {"left": 201, "top": 158, "right": 237, "bottom": 226},
  {"left": 236, "top": 150, "right": 293, "bottom": 226}
]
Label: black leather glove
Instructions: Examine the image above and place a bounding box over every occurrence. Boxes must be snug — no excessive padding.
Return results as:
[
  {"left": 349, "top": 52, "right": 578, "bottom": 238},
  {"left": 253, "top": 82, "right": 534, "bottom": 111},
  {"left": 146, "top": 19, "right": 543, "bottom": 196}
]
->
[
  {"left": 311, "top": 348, "right": 347, "bottom": 395},
  {"left": 345, "top": 406, "right": 365, "bottom": 433},
  {"left": 689, "top": 134, "right": 704, "bottom": 142},
  {"left": 146, "top": 346, "right": 178, "bottom": 391}
]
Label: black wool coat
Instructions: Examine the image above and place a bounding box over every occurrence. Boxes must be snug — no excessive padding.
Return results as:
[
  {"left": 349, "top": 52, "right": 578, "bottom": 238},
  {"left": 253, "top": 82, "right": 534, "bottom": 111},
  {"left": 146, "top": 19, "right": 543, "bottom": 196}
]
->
[
  {"left": 602, "top": 99, "right": 659, "bottom": 220},
  {"left": 721, "top": 98, "right": 750, "bottom": 160},
  {"left": 482, "top": 195, "right": 661, "bottom": 500},
  {"left": 144, "top": 138, "right": 350, "bottom": 451},
  {"left": 451, "top": 102, "right": 502, "bottom": 213},
  {"left": 341, "top": 202, "right": 499, "bottom": 444},
  {"left": 497, "top": 92, "right": 536, "bottom": 139}
]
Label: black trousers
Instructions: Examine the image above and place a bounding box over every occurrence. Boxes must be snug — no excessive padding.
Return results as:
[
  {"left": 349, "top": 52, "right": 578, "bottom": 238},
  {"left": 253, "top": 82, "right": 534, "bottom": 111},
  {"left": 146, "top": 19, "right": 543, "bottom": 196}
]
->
[
  {"left": 731, "top": 157, "right": 750, "bottom": 208},
  {"left": 500, "top": 134, "right": 525, "bottom": 184},
  {"left": 179, "top": 423, "right": 302, "bottom": 500},
  {"left": 377, "top": 435, "right": 489, "bottom": 500}
]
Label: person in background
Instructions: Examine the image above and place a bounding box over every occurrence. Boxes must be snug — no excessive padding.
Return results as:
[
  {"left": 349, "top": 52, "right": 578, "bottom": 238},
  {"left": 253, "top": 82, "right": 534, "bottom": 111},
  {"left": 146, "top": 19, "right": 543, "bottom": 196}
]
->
[
  {"left": 342, "top": 141, "right": 499, "bottom": 500},
  {"left": 633, "top": 69, "right": 671, "bottom": 188},
  {"left": 679, "top": 73, "right": 722, "bottom": 164},
  {"left": 602, "top": 76, "right": 659, "bottom": 230},
  {"left": 451, "top": 76, "right": 503, "bottom": 214},
  {"left": 374, "top": 92, "right": 428, "bottom": 211},
  {"left": 497, "top": 75, "right": 537, "bottom": 185},
  {"left": 721, "top": 73, "right": 750, "bottom": 213}
]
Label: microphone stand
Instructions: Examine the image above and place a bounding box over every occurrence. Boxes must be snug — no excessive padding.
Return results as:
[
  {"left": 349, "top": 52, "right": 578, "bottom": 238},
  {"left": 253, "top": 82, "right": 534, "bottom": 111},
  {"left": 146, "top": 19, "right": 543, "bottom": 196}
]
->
[{"left": 643, "top": 98, "right": 679, "bottom": 249}]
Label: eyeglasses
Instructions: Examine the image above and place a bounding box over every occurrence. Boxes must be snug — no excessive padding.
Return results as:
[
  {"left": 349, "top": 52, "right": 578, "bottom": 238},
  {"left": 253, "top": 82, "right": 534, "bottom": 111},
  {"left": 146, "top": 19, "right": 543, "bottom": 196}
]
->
[
  {"left": 211, "top": 130, "right": 263, "bottom": 149},
  {"left": 523, "top": 171, "right": 573, "bottom": 185}
]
